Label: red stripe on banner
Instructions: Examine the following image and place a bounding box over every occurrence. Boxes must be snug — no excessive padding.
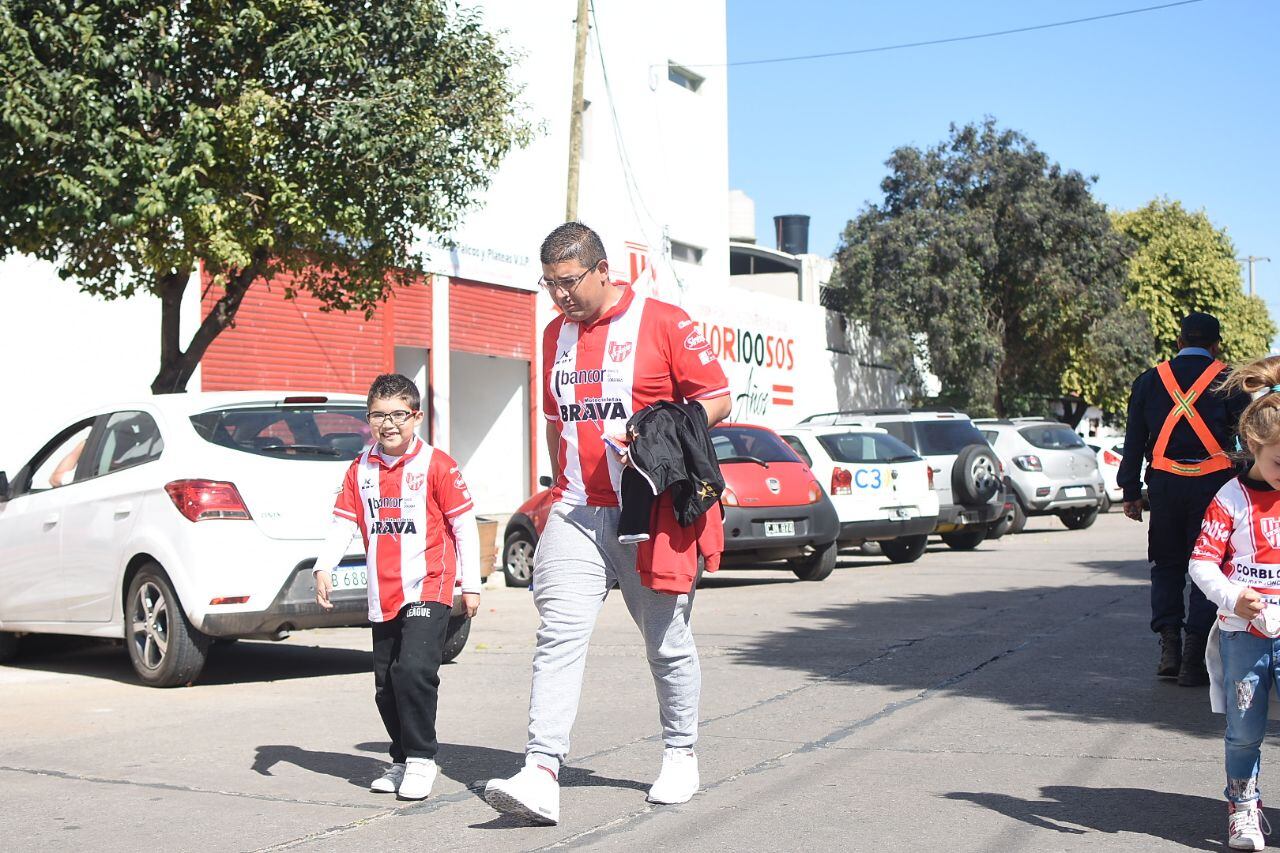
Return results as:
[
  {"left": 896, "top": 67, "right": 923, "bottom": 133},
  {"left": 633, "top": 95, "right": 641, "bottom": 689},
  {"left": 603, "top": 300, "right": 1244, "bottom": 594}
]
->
[
  {"left": 772, "top": 397, "right": 794, "bottom": 407},
  {"left": 772, "top": 384, "right": 794, "bottom": 393}
]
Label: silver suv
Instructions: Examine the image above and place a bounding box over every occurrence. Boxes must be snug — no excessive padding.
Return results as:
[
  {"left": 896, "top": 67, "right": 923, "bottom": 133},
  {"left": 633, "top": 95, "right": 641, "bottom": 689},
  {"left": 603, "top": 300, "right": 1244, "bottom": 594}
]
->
[
  {"left": 976, "top": 418, "right": 1106, "bottom": 533},
  {"left": 799, "top": 409, "right": 1003, "bottom": 550}
]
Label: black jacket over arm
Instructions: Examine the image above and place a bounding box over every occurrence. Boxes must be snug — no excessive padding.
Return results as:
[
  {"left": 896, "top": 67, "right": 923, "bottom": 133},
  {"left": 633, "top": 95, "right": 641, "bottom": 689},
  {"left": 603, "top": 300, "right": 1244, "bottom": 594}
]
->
[{"left": 619, "top": 401, "right": 725, "bottom": 538}]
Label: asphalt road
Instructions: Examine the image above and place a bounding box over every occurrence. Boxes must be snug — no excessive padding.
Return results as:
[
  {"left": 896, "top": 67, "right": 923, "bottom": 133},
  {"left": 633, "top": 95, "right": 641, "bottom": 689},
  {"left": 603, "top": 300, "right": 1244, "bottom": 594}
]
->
[{"left": 1, "top": 511, "right": 1262, "bottom": 852}]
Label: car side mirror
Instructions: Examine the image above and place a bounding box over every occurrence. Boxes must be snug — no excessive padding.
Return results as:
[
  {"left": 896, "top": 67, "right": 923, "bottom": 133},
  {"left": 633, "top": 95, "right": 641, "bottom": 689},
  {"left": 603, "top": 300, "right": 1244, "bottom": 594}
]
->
[
  {"left": 0, "top": 471, "right": 9, "bottom": 502},
  {"left": 539, "top": 475, "right": 552, "bottom": 488}
]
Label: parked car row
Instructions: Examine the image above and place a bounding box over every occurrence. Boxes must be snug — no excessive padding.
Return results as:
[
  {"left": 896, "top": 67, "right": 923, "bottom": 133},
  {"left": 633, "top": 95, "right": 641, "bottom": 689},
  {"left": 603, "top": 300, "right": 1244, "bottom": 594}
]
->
[{"left": 503, "top": 408, "right": 1109, "bottom": 592}]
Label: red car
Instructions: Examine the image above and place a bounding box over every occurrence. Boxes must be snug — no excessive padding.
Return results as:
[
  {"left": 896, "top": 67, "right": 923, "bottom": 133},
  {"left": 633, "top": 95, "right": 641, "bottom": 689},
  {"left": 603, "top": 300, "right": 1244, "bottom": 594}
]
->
[{"left": 501, "top": 423, "right": 841, "bottom": 586}]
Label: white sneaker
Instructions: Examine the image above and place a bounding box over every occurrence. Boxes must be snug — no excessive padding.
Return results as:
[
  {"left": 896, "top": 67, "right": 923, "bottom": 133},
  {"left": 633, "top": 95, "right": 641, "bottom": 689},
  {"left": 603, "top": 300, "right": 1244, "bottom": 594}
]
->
[
  {"left": 1229, "top": 800, "right": 1270, "bottom": 851},
  {"left": 483, "top": 755, "right": 560, "bottom": 825},
  {"left": 646, "top": 747, "right": 699, "bottom": 805},
  {"left": 397, "top": 757, "right": 437, "bottom": 800},
  {"left": 369, "top": 762, "right": 405, "bottom": 793}
]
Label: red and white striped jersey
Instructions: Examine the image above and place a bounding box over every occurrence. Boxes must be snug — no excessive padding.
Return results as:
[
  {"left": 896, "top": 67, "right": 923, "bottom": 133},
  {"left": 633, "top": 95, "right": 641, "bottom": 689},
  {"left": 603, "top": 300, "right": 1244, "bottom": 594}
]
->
[
  {"left": 543, "top": 286, "right": 729, "bottom": 506},
  {"left": 1190, "top": 475, "right": 1280, "bottom": 635},
  {"left": 333, "top": 436, "right": 474, "bottom": 621}
]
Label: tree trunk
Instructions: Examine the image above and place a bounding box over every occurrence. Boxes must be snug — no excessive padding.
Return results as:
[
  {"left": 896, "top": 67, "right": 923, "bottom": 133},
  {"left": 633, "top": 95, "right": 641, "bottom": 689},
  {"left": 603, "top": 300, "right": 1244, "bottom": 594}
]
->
[{"left": 150, "top": 255, "right": 266, "bottom": 394}]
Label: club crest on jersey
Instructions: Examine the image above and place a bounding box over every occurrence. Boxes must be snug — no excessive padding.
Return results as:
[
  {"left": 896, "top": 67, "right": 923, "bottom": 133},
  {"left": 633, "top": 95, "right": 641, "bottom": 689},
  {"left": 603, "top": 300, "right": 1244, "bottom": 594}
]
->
[
  {"left": 405, "top": 472, "right": 425, "bottom": 492},
  {"left": 608, "top": 341, "right": 634, "bottom": 362},
  {"left": 1263, "top": 518, "right": 1280, "bottom": 549}
]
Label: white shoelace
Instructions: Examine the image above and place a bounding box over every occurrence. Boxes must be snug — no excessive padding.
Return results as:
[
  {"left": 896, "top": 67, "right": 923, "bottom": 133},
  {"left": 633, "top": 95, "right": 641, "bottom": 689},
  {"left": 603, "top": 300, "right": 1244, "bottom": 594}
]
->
[{"left": 1231, "top": 803, "right": 1272, "bottom": 840}]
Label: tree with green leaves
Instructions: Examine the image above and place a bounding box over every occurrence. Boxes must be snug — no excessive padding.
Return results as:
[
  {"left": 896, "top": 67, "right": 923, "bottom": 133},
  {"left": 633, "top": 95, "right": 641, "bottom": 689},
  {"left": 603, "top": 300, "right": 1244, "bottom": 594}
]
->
[
  {"left": 1112, "top": 199, "right": 1274, "bottom": 364},
  {"left": 827, "top": 119, "right": 1152, "bottom": 422},
  {"left": 0, "top": 0, "right": 528, "bottom": 392}
]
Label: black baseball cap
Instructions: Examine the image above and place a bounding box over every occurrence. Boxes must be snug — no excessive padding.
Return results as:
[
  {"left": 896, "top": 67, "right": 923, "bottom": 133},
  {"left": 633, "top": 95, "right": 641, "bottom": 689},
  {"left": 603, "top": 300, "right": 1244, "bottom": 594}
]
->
[{"left": 1180, "top": 311, "right": 1221, "bottom": 345}]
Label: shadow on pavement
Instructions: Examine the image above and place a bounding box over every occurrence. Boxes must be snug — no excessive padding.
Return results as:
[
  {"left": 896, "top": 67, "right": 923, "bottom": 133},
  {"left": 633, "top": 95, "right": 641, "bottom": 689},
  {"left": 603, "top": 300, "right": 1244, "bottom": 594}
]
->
[
  {"left": 4, "top": 635, "right": 373, "bottom": 686},
  {"left": 944, "top": 786, "right": 1219, "bottom": 850},
  {"left": 253, "top": 744, "right": 386, "bottom": 787},
  {"left": 728, "top": 556, "right": 1235, "bottom": 737}
]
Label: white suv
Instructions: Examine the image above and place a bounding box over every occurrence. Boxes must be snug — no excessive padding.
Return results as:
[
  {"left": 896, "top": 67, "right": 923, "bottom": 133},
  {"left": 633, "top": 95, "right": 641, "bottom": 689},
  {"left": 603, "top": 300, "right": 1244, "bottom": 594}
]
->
[
  {"left": 799, "top": 409, "right": 1003, "bottom": 550},
  {"left": 976, "top": 418, "right": 1106, "bottom": 533},
  {"left": 778, "top": 426, "right": 940, "bottom": 564},
  {"left": 0, "top": 392, "right": 473, "bottom": 687}
]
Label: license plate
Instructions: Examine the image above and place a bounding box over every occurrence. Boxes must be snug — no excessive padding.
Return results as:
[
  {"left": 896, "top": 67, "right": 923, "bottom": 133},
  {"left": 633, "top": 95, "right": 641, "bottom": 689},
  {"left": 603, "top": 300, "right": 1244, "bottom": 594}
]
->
[
  {"left": 764, "top": 520, "right": 795, "bottom": 537},
  {"left": 329, "top": 565, "right": 368, "bottom": 591},
  {"left": 1064, "top": 487, "right": 1087, "bottom": 499}
]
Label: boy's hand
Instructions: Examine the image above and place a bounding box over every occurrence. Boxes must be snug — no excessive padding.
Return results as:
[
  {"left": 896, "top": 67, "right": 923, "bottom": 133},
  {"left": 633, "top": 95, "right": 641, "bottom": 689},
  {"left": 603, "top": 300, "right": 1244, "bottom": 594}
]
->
[
  {"left": 315, "top": 571, "right": 334, "bottom": 611},
  {"left": 462, "top": 592, "right": 480, "bottom": 618},
  {"left": 1235, "top": 587, "right": 1265, "bottom": 620}
]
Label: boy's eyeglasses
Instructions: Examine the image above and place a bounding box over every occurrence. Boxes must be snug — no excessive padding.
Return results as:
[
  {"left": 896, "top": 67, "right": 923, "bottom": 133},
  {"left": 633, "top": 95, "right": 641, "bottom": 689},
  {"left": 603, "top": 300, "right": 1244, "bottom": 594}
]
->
[
  {"left": 537, "top": 266, "right": 594, "bottom": 295},
  {"left": 367, "top": 410, "right": 416, "bottom": 426}
]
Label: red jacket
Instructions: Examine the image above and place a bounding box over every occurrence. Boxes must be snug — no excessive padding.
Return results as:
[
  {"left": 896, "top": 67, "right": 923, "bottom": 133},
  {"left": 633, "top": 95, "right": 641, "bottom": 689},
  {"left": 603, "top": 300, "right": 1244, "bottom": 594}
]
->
[{"left": 636, "top": 496, "right": 723, "bottom": 594}]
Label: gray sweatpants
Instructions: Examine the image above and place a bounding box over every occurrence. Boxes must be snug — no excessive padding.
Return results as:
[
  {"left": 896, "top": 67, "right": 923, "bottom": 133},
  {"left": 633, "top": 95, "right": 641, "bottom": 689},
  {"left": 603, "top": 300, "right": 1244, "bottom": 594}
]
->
[{"left": 526, "top": 502, "right": 700, "bottom": 771}]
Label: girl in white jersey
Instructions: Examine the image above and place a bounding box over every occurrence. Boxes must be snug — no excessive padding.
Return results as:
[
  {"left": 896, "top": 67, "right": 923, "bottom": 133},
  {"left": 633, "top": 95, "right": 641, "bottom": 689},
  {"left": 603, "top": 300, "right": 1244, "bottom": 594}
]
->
[{"left": 1189, "top": 355, "right": 1280, "bottom": 850}]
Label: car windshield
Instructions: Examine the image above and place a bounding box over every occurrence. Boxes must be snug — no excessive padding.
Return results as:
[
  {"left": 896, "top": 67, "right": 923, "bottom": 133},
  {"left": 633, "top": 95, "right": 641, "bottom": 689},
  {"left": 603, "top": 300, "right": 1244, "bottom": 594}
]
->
[
  {"left": 711, "top": 426, "right": 800, "bottom": 464},
  {"left": 190, "top": 405, "right": 372, "bottom": 460},
  {"left": 914, "top": 420, "right": 988, "bottom": 456},
  {"left": 816, "top": 432, "right": 920, "bottom": 464},
  {"left": 1019, "top": 424, "right": 1087, "bottom": 450}
]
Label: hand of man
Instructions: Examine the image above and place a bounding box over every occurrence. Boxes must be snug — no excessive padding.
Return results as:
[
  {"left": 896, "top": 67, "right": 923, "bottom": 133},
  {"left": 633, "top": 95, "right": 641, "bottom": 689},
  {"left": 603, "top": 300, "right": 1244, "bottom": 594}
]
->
[
  {"left": 604, "top": 431, "right": 632, "bottom": 468},
  {"left": 1235, "top": 588, "right": 1266, "bottom": 621},
  {"left": 462, "top": 592, "right": 480, "bottom": 618},
  {"left": 1122, "top": 500, "right": 1144, "bottom": 522},
  {"left": 314, "top": 571, "right": 333, "bottom": 610}
]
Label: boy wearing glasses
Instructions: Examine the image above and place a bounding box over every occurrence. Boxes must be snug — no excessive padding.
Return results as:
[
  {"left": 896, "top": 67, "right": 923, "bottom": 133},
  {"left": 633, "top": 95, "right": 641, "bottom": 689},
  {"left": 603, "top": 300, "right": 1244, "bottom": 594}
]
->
[{"left": 313, "top": 373, "right": 481, "bottom": 800}]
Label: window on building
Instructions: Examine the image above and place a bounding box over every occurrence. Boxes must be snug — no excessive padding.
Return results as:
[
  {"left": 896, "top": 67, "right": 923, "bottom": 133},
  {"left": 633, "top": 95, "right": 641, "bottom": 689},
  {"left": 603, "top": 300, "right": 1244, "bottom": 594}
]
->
[
  {"left": 670, "top": 240, "right": 704, "bottom": 265},
  {"left": 667, "top": 62, "right": 704, "bottom": 92}
]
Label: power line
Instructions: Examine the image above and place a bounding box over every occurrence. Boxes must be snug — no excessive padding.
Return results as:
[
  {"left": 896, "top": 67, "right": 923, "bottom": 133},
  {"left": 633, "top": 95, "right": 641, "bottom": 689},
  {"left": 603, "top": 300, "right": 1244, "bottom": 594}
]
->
[{"left": 690, "top": 0, "right": 1207, "bottom": 69}]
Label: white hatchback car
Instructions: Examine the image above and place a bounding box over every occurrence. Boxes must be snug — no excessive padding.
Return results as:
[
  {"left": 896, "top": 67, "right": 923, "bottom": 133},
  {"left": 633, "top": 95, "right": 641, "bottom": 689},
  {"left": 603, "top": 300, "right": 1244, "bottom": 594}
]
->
[
  {"left": 0, "top": 392, "right": 472, "bottom": 687},
  {"left": 778, "top": 426, "right": 940, "bottom": 564}
]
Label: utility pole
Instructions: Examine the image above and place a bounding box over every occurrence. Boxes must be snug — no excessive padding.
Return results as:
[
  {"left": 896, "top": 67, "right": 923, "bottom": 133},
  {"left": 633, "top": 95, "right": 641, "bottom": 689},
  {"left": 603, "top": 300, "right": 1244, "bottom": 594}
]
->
[
  {"left": 565, "top": 0, "right": 590, "bottom": 222},
  {"left": 1237, "top": 256, "right": 1272, "bottom": 297}
]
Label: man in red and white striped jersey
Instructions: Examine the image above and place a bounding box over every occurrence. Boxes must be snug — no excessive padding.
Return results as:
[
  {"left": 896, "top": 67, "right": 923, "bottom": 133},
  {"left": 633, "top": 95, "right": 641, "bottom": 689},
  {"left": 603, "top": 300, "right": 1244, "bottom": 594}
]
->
[{"left": 484, "top": 223, "right": 731, "bottom": 825}]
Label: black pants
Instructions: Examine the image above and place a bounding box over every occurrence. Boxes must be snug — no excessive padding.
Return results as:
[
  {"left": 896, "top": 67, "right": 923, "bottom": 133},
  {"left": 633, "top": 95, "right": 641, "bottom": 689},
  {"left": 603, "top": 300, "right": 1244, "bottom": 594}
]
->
[
  {"left": 372, "top": 600, "right": 451, "bottom": 763},
  {"left": 1147, "top": 469, "right": 1233, "bottom": 637}
]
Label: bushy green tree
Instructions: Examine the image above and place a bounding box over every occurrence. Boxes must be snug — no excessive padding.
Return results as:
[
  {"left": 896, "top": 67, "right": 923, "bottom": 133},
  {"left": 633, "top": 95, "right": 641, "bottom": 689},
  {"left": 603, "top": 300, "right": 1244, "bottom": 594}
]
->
[
  {"left": 827, "top": 119, "right": 1151, "bottom": 420},
  {"left": 1113, "top": 199, "right": 1275, "bottom": 363},
  {"left": 0, "top": 0, "right": 528, "bottom": 391}
]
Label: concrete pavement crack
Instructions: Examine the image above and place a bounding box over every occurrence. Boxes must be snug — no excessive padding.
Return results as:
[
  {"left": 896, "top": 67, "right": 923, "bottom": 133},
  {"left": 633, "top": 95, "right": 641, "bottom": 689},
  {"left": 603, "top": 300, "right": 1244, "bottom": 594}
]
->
[{"left": 0, "top": 765, "right": 376, "bottom": 810}]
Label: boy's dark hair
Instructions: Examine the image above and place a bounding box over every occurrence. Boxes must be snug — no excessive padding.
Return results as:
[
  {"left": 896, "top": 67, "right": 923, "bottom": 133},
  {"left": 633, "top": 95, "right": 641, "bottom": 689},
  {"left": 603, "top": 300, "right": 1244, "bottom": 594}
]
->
[
  {"left": 367, "top": 373, "right": 421, "bottom": 411},
  {"left": 540, "top": 221, "right": 607, "bottom": 268}
]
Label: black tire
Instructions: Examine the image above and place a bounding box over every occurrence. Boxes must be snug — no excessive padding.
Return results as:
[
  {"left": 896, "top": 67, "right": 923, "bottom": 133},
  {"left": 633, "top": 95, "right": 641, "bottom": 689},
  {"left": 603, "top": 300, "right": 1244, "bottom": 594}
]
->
[
  {"left": 442, "top": 614, "right": 471, "bottom": 663},
  {"left": 941, "top": 528, "right": 987, "bottom": 551},
  {"left": 1099, "top": 494, "right": 1112, "bottom": 513},
  {"left": 502, "top": 528, "right": 536, "bottom": 588},
  {"left": 125, "top": 564, "right": 210, "bottom": 687},
  {"left": 881, "top": 534, "right": 928, "bottom": 564},
  {"left": 986, "top": 510, "right": 1012, "bottom": 541},
  {"left": 1059, "top": 507, "right": 1099, "bottom": 530},
  {"left": 0, "top": 631, "right": 17, "bottom": 663},
  {"left": 951, "top": 444, "right": 1001, "bottom": 505},
  {"left": 1008, "top": 499, "right": 1028, "bottom": 535},
  {"left": 790, "top": 540, "right": 838, "bottom": 581}
]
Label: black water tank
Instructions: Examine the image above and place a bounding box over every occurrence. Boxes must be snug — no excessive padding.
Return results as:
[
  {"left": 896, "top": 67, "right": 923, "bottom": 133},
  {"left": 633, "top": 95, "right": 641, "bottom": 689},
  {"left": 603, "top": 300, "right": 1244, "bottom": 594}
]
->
[{"left": 774, "top": 214, "right": 810, "bottom": 255}]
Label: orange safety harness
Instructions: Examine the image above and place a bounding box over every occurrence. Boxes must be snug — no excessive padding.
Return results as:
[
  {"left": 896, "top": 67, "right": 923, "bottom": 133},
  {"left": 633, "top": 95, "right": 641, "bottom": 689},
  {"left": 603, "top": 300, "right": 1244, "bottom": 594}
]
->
[{"left": 1150, "top": 359, "right": 1232, "bottom": 476}]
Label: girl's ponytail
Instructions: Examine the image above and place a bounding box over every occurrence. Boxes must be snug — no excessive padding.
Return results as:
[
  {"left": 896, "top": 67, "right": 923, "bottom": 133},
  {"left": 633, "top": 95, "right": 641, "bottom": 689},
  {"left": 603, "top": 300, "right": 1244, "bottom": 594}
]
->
[{"left": 1222, "top": 355, "right": 1280, "bottom": 454}]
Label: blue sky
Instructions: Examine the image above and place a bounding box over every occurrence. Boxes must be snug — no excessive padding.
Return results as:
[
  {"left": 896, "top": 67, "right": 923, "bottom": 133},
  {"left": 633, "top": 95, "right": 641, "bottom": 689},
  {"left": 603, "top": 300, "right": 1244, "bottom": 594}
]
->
[{"left": 726, "top": 0, "right": 1279, "bottom": 320}]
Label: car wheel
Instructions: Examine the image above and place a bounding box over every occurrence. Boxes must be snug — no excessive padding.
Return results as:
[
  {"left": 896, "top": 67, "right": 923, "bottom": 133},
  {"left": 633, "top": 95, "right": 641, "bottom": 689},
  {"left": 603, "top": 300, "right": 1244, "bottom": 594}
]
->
[
  {"left": 881, "top": 534, "right": 928, "bottom": 564},
  {"left": 1099, "top": 494, "right": 1112, "bottom": 513},
  {"left": 790, "top": 540, "right": 838, "bottom": 581},
  {"left": 125, "top": 564, "right": 210, "bottom": 688},
  {"left": 986, "top": 509, "right": 1012, "bottom": 541},
  {"left": 1059, "top": 507, "right": 1099, "bottom": 530},
  {"left": 503, "top": 528, "right": 536, "bottom": 588},
  {"left": 1008, "top": 499, "right": 1028, "bottom": 535},
  {"left": 442, "top": 614, "right": 471, "bottom": 663},
  {"left": 0, "top": 631, "right": 17, "bottom": 663},
  {"left": 941, "top": 528, "right": 987, "bottom": 551},
  {"left": 952, "top": 444, "right": 1001, "bottom": 505}
]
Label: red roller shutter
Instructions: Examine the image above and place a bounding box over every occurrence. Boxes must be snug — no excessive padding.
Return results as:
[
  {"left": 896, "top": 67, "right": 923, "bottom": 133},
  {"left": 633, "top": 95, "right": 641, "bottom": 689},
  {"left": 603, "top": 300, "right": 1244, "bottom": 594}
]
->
[
  {"left": 449, "top": 279, "right": 535, "bottom": 359},
  {"left": 200, "top": 267, "right": 432, "bottom": 394}
]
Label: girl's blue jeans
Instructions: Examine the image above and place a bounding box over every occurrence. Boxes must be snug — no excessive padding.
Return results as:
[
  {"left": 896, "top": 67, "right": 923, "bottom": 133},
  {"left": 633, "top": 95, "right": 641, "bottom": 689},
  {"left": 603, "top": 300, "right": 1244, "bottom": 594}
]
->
[{"left": 1220, "top": 629, "right": 1280, "bottom": 804}]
